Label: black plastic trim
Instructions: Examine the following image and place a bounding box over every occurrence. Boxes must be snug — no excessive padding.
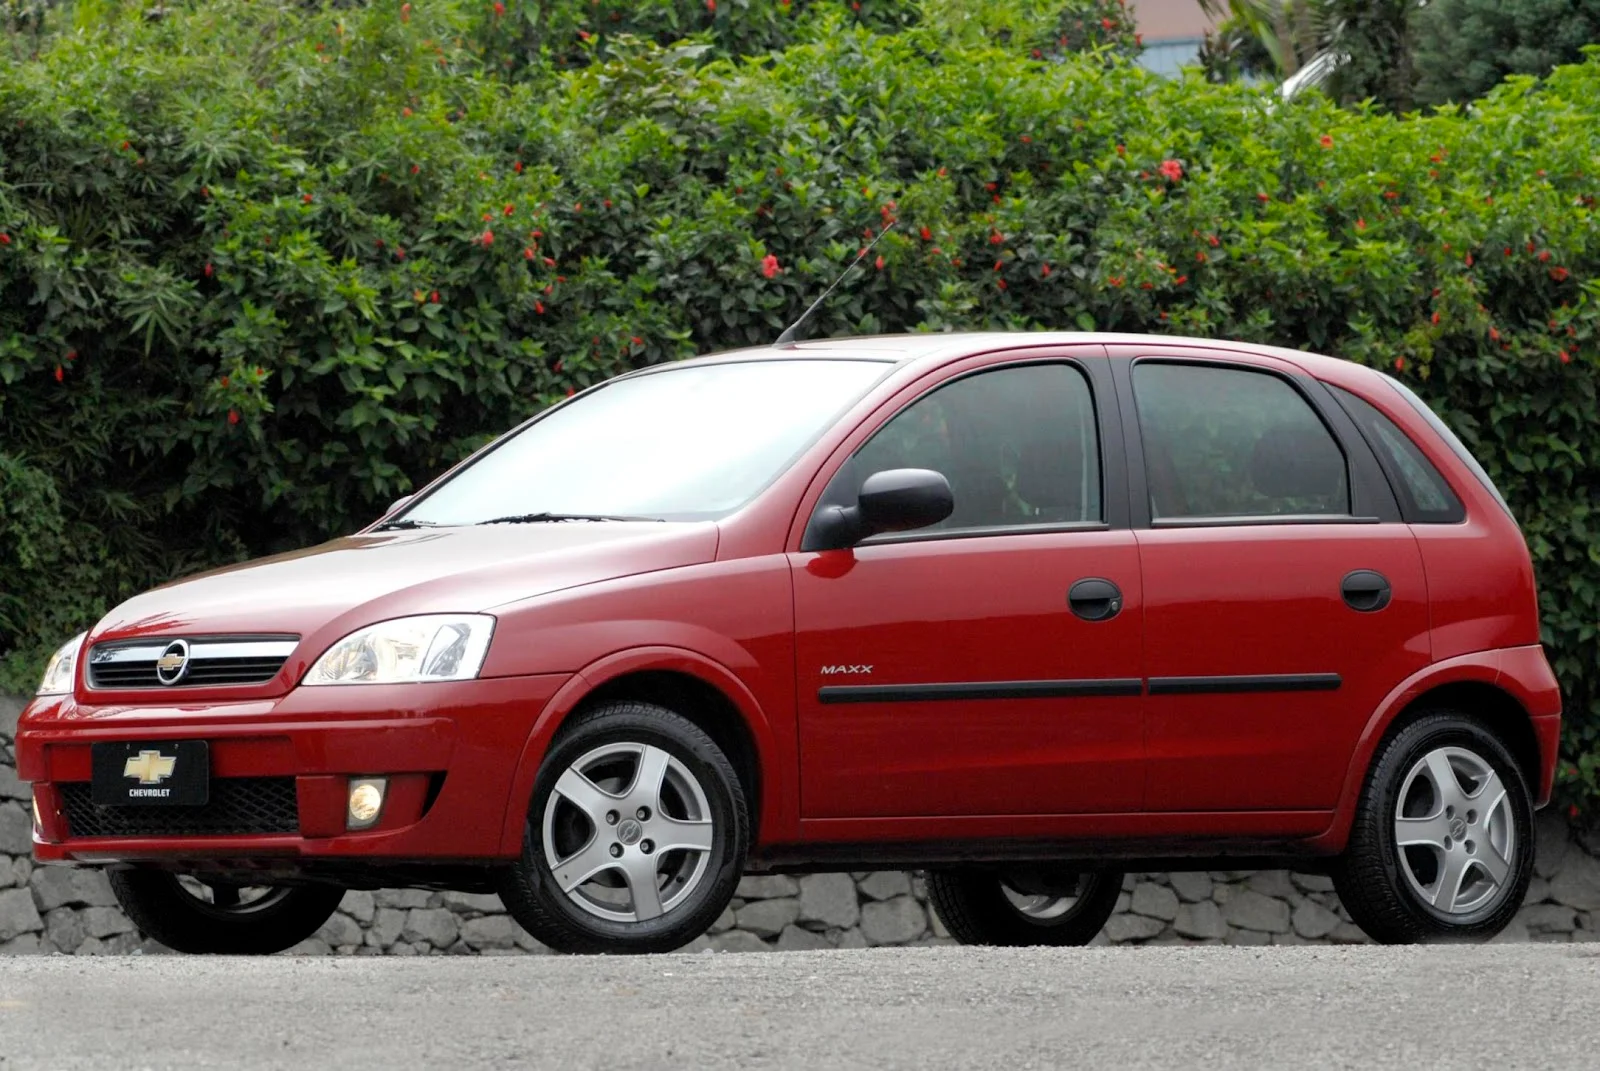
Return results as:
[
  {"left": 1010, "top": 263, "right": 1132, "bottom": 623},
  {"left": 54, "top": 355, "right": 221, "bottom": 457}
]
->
[
  {"left": 818, "top": 678, "right": 1145, "bottom": 704},
  {"left": 1146, "top": 673, "right": 1342, "bottom": 695}
]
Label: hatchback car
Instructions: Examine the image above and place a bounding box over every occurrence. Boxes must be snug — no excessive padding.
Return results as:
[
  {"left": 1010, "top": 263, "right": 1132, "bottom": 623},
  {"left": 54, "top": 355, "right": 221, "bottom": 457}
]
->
[{"left": 17, "top": 333, "right": 1560, "bottom": 953}]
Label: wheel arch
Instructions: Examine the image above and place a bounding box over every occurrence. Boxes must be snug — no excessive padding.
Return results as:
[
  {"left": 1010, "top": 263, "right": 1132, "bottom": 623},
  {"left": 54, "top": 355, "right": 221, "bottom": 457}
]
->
[
  {"left": 497, "top": 647, "right": 786, "bottom": 855},
  {"left": 1316, "top": 651, "right": 1548, "bottom": 853}
]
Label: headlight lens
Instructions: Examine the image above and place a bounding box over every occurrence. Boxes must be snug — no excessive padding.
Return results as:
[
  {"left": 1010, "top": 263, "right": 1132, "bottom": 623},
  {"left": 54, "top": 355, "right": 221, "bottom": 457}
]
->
[
  {"left": 303, "top": 614, "right": 495, "bottom": 686},
  {"left": 36, "top": 633, "right": 86, "bottom": 696}
]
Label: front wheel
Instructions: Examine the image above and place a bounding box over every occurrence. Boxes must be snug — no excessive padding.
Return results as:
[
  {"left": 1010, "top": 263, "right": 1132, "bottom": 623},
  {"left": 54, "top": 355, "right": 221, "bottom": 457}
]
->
[
  {"left": 1334, "top": 711, "right": 1534, "bottom": 944},
  {"left": 108, "top": 870, "right": 345, "bottom": 954},
  {"left": 498, "top": 701, "right": 749, "bottom": 954},
  {"left": 926, "top": 866, "right": 1123, "bottom": 946}
]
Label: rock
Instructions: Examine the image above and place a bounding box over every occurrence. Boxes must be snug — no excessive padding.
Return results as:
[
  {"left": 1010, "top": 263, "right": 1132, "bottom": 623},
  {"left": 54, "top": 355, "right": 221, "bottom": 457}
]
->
[
  {"left": 1550, "top": 850, "right": 1600, "bottom": 911},
  {"left": 835, "top": 928, "right": 869, "bottom": 949},
  {"left": 1211, "top": 883, "right": 1234, "bottom": 905},
  {"left": 460, "top": 915, "right": 521, "bottom": 950},
  {"left": 735, "top": 875, "right": 799, "bottom": 900},
  {"left": 288, "top": 938, "right": 332, "bottom": 956},
  {"left": 44, "top": 907, "right": 87, "bottom": 953},
  {"left": 0, "top": 802, "right": 31, "bottom": 853},
  {"left": 858, "top": 872, "right": 911, "bottom": 901},
  {"left": 376, "top": 889, "right": 432, "bottom": 910},
  {"left": 1490, "top": 918, "right": 1531, "bottom": 943},
  {"left": 0, "top": 934, "right": 42, "bottom": 955},
  {"left": 370, "top": 908, "right": 406, "bottom": 947},
  {"left": 318, "top": 913, "right": 365, "bottom": 948},
  {"left": 1246, "top": 871, "right": 1296, "bottom": 899},
  {"left": 1534, "top": 815, "right": 1571, "bottom": 879},
  {"left": 401, "top": 907, "right": 459, "bottom": 948},
  {"left": 1229, "top": 927, "right": 1272, "bottom": 946},
  {"left": 734, "top": 897, "right": 800, "bottom": 938},
  {"left": 1518, "top": 903, "right": 1578, "bottom": 934},
  {"left": 0, "top": 887, "right": 44, "bottom": 941},
  {"left": 1290, "top": 872, "right": 1336, "bottom": 893},
  {"left": 439, "top": 891, "right": 504, "bottom": 914},
  {"left": 775, "top": 924, "right": 833, "bottom": 951},
  {"left": 1223, "top": 889, "right": 1291, "bottom": 934},
  {"left": 0, "top": 762, "right": 30, "bottom": 800},
  {"left": 29, "top": 867, "right": 116, "bottom": 911},
  {"left": 1168, "top": 872, "right": 1213, "bottom": 903},
  {"left": 1129, "top": 882, "right": 1179, "bottom": 922},
  {"left": 1103, "top": 913, "right": 1164, "bottom": 943},
  {"left": 1525, "top": 876, "right": 1551, "bottom": 904},
  {"left": 1329, "top": 922, "right": 1371, "bottom": 944},
  {"left": 798, "top": 873, "right": 859, "bottom": 929},
  {"left": 859, "top": 896, "right": 927, "bottom": 945},
  {"left": 0, "top": 856, "right": 14, "bottom": 889},
  {"left": 1174, "top": 901, "right": 1227, "bottom": 940},
  {"left": 708, "top": 905, "right": 737, "bottom": 934},
  {"left": 0, "top": 696, "right": 23, "bottom": 739},
  {"left": 81, "top": 907, "right": 133, "bottom": 939},
  {"left": 341, "top": 890, "right": 376, "bottom": 924},
  {"left": 388, "top": 941, "right": 419, "bottom": 956},
  {"left": 710, "top": 930, "right": 768, "bottom": 953},
  {"left": 1291, "top": 901, "right": 1341, "bottom": 940}
]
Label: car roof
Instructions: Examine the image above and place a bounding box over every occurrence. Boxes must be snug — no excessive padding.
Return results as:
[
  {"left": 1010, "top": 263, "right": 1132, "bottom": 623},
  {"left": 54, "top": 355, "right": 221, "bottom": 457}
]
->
[{"left": 678, "top": 332, "right": 1359, "bottom": 381}]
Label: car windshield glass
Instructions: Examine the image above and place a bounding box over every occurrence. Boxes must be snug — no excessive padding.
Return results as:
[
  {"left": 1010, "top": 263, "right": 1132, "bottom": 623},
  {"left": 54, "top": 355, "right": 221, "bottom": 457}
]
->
[{"left": 399, "top": 359, "right": 890, "bottom": 525}]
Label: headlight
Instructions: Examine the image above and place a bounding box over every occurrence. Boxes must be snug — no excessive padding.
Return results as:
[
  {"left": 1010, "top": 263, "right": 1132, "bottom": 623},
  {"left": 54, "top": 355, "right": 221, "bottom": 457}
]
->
[
  {"left": 302, "top": 614, "right": 495, "bottom": 686},
  {"left": 36, "top": 633, "right": 86, "bottom": 696}
]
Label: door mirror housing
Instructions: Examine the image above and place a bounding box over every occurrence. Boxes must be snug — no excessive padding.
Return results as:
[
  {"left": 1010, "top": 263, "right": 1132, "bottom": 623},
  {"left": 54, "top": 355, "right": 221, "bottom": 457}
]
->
[
  {"left": 383, "top": 494, "right": 415, "bottom": 519},
  {"left": 811, "top": 468, "right": 954, "bottom": 550}
]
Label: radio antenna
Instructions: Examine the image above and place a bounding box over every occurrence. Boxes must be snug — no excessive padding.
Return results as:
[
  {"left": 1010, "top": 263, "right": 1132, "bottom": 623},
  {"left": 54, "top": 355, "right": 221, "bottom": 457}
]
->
[{"left": 774, "top": 220, "right": 897, "bottom": 348}]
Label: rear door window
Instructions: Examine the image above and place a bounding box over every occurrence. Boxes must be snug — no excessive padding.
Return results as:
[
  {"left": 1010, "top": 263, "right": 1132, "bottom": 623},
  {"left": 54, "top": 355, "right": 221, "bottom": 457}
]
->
[{"left": 1132, "top": 362, "right": 1350, "bottom": 521}]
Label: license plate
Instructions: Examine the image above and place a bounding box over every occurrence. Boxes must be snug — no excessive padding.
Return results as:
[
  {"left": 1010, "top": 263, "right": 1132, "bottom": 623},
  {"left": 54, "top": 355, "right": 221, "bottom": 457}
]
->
[{"left": 91, "top": 741, "right": 209, "bottom": 807}]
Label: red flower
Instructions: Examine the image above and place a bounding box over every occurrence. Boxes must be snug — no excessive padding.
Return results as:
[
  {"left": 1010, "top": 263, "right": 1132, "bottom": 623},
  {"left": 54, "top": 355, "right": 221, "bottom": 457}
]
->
[
  {"left": 53, "top": 365, "right": 63, "bottom": 382},
  {"left": 631, "top": 336, "right": 643, "bottom": 346},
  {"left": 1559, "top": 350, "right": 1571, "bottom": 363},
  {"left": 1570, "top": 804, "right": 1581, "bottom": 818},
  {"left": 65, "top": 350, "right": 76, "bottom": 363},
  {"left": 919, "top": 226, "right": 932, "bottom": 241},
  {"left": 761, "top": 253, "right": 780, "bottom": 279},
  {"left": 204, "top": 262, "right": 213, "bottom": 277},
  {"left": 989, "top": 232, "right": 1003, "bottom": 245},
  {"left": 1394, "top": 357, "right": 1405, "bottom": 371},
  {"left": 1174, "top": 275, "right": 1187, "bottom": 285},
  {"left": 543, "top": 256, "right": 556, "bottom": 267},
  {"left": 1196, "top": 251, "right": 1207, "bottom": 263},
  {"left": 227, "top": 409, "right": 240, "bottom": 425},
  {"left": 0, "top": 233, "right": 10, "bottom": 245},
  {"left": 221, "top": 375, "right": 230, "bottom": 387},
  {"left": 1101, "top": 17, "right": 1114, "bottom": 30},
  {"left": 1465, "top": 252, "right": 1474, "bottom": 267},
  {"left": 936, "top": 167, "right": 947, "bottom": 177},
  {"left": 984, "top": 182, "right": 997, "bottom": 192},
  {"left": 996, "top": 279, "right": 1007, "bottom": 290},
  {"left": 1551, "top": 266, "right": 1570, "bottom": 281},
  {"left": 1041, "top": 264, "right": 1052, "bottom": 277},
  {"left": 410, "top": 164, "right": 420, "bottom": 174},
  {"left": 1257, "top": 192, "right": 1270, "bottom": 202},
  {"left": 1159, "top": 159, "right": 1183, "bottom": 182},
  {"left": 395, "top": 247, "right": 406, "bottom": 260},
  {"left": 1115, "top": 144, "right": 1125, "bottom": 156},
  {"left": 523, "top": 247, "right": 535, "bottom": 260},
  {"left": 480, "top": 229, "right": 494, "bottom": 247},
  {"left": 302, "top": 193, "right": 313, "bottom": 204},
  {"left": 578, "top": 30, "right": 590, "bottom": 41},
  {"left": 401, "top": 2, "right": 411, "bottom": 22},
  {"left": 430, "top": 290, "right": 440, "bottom": 303},
  {"left": 1319, "top": 134, "right": 1333, "bottom": 149},
  {"left": 1489, "top": 327, "right": 1500, "bottom": 342},
  {"left": 1505, "top": 247, "right": 1513, "bottom": 257},
  {"left": 1208, "top": 234, "right": 1220, "bottom": 247},
  {"left": 706, "top": 0, "right": 716, "bottom": 10},
  {"left": 1431, "top": 311, "right": 1441, "bottom": 325},
  {"left": 1108, "top": 276, "right": 1124, "bottom": 288},
  {"left": 120, "top": 140, "right": 130, "bottom": 151},
  {"left": 1383, "top": 190, "right": 1398, "bottom": 200},
  {"left": 1538, "top": 250, "right": 1551, "bottom": 262},
  {"left": 1020, "top": 134, "right": 1032, "bottom": 144},
  {"left": 402, "top": 107, "right": 412, "bottom": 117},
  {"left": 513, "top": 161, "right": 523, "bottom": 174},
  {"left": 874, "top": 255, "right": 885, "bottom": 271},
  {"left": 1356, "top": 218, "right": 1366, "bottom": 231},
  {"left": 493, "top": 1, "right": 505, "bottom": 15},
  {"left": 535, "top": 301, "right": 545, "bottom": 315},
  {"left": 574, "top": 202, "right": 583, "bottom": 213}
]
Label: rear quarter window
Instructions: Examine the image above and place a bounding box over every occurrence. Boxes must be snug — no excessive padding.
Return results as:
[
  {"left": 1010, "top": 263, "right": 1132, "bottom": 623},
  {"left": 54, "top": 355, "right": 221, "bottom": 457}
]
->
[{"left": 1328, "top": 385, "right": 1465, "bottom": 524}]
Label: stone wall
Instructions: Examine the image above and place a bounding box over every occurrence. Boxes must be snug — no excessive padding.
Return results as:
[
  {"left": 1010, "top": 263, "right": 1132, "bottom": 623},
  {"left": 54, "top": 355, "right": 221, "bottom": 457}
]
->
[{"left": 5, "top": 695, "right": 1599, "bottom": 954}]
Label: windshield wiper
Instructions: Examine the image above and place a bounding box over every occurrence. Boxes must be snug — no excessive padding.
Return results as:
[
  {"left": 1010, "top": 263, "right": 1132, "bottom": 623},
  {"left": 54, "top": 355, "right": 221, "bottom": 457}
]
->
[
  {"left": 477, "top": 512, "right": 662, "bottom": 525},
  {"left": 374, "top": 518, "right": 442, "bottom": 531}
]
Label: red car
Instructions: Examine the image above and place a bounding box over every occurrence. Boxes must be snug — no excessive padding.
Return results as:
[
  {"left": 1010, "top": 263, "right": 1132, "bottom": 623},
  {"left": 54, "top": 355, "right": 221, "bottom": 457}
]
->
[{"left": 17, "top": 333, "right": 1560, "bottom": 953}]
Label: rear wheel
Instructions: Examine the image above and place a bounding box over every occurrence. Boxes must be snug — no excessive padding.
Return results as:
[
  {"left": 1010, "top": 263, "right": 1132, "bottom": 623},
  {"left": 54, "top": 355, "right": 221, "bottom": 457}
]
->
[
  {"left": 926, "top": 866, "right": 1123, "bottom": 946},
  {"left": 1334, "top": 711, "right": 1533, "bottom": 944},
  {"left": 498, "top": 701, "right": 749, "bottom": 954},
  {"left": 108, "top": 870, "right": 344, "bottom": 954}
]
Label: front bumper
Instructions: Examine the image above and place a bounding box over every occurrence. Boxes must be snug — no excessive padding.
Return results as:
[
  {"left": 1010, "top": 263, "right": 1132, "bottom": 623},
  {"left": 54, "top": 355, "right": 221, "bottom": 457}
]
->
[{"left": 16, "top": 674, "right": 568, "bottom": 866}]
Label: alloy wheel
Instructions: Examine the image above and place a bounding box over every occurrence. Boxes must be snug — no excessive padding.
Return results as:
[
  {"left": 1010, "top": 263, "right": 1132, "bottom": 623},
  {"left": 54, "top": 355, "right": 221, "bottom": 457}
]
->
[
  {"left": 541, "top": 742, "right": 716, "bottom": 923},
  {"left": 1393, "top": 746, "right": 1516, "bottom": 916}
]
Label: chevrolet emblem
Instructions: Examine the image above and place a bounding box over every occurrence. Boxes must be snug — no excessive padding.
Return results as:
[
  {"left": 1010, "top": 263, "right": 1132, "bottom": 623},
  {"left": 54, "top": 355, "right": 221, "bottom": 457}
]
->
[{"left": 124, "top": 750, "right": 177, "bottom": 785}]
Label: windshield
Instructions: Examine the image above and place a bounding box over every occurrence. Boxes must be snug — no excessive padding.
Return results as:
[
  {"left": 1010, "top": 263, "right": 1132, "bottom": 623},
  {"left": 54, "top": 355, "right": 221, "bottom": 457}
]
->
[{"left": 399, "top": 359, "right": 891, "bottom": 525}]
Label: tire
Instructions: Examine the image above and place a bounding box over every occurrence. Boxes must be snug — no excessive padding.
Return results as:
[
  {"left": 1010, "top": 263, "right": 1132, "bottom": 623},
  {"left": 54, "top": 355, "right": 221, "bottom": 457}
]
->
[
  {"left": 108, "top": 870, "right": 345, "bottom": 954},
  {"left": 1333, "top": 710, "right": 1534, "bottom": 944},
  {"left": 926, "top": 866, "right": 1123, "bottom": 946},
  {"left": 498, "top": 701, "right": 749, "bottom": 954}
]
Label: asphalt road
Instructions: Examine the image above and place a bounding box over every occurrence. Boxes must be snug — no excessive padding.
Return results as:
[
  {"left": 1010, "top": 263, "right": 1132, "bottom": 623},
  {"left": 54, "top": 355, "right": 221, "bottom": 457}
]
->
[{"left": 1, "top": 945, "right": 1598, "bottom": 1070}]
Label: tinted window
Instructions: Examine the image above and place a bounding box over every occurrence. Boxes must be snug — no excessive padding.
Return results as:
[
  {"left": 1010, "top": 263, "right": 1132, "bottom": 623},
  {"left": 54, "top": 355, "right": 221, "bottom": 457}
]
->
[
  {"left": 1385, "top": 376, "right": 1516, "bottom": 524},
  {"left": 853, "top": 363, "right": 1102, "bottom": 532},
  {"left": 1133, "top": 362, "right": 1350, "bottom": 520},
  {"left": 402, "top": 359, "right": 888, "bottom": 524},
  {"left": 1329, "top": 385, "right": 1464, "bottom": 523}
]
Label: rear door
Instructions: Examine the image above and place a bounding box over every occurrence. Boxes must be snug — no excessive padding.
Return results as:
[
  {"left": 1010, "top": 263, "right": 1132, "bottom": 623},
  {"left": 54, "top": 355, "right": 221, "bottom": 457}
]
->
[
  {"left": 789, "top": 351, "right": 1146, "bottom": 819},
  {"left": 1113, "top": 348, "right": 1431, "bottom": 813}
]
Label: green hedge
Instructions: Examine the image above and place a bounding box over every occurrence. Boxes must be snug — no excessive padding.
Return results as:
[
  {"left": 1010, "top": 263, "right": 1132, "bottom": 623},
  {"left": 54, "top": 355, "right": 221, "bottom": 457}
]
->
[{"left": 1, "top": 2, "right": 1596, "bottom": 810}]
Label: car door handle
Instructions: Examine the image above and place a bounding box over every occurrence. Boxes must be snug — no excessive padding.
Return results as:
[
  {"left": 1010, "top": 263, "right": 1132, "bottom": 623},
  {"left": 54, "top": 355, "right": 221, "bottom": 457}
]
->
[
  {"left": 1341, "top": 570, "right": 1392, "bottom": 613},
  {"left": 1068, "top": 578, "right": 1123, "bottom": 622}
]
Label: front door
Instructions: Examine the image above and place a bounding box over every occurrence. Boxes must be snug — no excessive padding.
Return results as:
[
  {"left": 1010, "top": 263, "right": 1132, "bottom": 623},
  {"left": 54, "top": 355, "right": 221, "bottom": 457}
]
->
[
  {"left": 1122, "top": 355, "right": 1431, "bottom": 812},
  {"left": 790, "top": 357, "right": 1145, "bottom": 819}
]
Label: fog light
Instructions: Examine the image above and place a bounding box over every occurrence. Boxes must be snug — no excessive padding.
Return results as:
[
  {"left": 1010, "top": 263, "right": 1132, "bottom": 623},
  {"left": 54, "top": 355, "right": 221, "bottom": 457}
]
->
[{"left": 347, "top": 778, "right": 387, "bottom": 830}]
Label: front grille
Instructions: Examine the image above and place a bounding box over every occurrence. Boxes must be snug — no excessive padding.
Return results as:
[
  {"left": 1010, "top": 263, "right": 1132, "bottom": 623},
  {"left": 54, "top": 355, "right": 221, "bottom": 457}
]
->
[
  {"left": 60, "top": 778, "right": 300, "bottom": 837},
  {"left": 87, "top": 636, "right": 298, "bottom": 689}
]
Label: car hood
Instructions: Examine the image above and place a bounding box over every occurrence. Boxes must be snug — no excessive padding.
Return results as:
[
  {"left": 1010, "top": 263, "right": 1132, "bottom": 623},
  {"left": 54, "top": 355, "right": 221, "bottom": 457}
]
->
[{"left": 89, "top": 522, "right": 720, "bottom": 645}]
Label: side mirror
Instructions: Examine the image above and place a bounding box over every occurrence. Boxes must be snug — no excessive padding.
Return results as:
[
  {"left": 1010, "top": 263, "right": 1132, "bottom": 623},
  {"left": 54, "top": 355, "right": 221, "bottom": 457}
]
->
[
  {"left": 811, "top": 468, "right": 954, "bottom": 550},
  {"left": 384, "top": 494, "right": 415, "bottom": 518}
]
